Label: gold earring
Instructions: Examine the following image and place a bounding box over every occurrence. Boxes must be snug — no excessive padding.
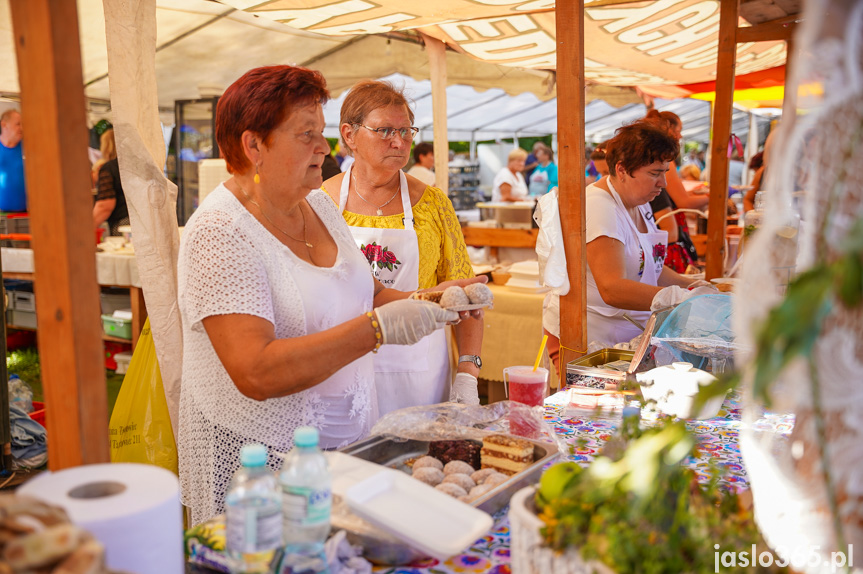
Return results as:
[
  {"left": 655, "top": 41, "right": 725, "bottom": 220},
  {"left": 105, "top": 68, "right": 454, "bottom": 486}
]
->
[{"left": 254, "top": 163, "right": 260, "bottom": 184}]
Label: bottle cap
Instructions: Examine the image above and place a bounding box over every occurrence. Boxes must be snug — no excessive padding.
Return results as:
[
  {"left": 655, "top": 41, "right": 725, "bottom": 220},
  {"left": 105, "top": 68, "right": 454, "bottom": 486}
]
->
[
  {"left": 294, "top": 426, "right": 319, "bottom": 448},
  {"left": 240, "top": 443, "right": 268, "bottom": 467}
]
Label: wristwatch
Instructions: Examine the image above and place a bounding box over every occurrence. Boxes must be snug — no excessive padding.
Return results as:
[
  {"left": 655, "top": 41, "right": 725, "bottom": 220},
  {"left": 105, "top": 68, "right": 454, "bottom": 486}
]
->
[{"left": 458, "top": 355, "right": 482, "bottom": 369}]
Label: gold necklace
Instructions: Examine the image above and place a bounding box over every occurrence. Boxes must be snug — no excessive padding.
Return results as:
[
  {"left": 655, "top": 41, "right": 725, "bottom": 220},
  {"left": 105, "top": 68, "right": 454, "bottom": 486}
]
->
[
  {"left": 351, "top": 173, "right": 400, "bottom": 216},
  {"left": 236, "top": 182, "right": 313, "bottom": 249}
]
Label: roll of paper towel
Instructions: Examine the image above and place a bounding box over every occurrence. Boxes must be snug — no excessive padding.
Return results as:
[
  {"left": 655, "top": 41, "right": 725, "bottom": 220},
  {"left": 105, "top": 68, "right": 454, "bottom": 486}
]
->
[{"left": 19, "top": 462, "right": 183, "bottom": 574}]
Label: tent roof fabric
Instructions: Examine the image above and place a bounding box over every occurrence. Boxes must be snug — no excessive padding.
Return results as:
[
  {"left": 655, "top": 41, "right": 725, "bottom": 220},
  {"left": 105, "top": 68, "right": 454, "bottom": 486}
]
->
[{"left": 224, "top": 0, "right": 788, "bottom": 86}]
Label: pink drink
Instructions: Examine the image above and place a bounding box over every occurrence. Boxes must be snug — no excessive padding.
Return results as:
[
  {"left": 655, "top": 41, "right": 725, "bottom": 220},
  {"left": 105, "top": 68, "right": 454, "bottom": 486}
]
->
[
  {"left": 505, "top": 367, "right": 548, "bottom": 438},
  {"left": 507, "top": 367, "right": 548, "bottom": 406}
]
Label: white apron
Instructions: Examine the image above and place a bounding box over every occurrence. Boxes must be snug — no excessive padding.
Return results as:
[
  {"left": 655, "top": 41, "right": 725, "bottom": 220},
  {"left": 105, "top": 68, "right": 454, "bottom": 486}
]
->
[
  {"left": 588, "top": 180, "right": 668, "bottom": 346},
  {"left": 339, "top": 166, "right": 450, "bottom": 415}
]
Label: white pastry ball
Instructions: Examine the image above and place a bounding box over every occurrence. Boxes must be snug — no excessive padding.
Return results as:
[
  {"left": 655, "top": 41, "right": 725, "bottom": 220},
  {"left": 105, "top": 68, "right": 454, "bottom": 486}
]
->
[
  {"left": 470, "top": 468, "right": 497, "bottom": 484},
  {"left": 468, "top": 483, "right": 494, "bottom": 500},
  {"left": 483, "top": 472, "right": 509, "bottom": 488},
  {"left": 464, "top": 283, "right": 493, "bottom": 306},
  {"left": 412, "top": 467, "right": 444, "bottom": 486},
  {"left": 440, "top": 286, "right": 470, "bottom": 308},
  {"left": 413, "top": 456, "right": 443, "bottom": 471},
  {"left": 435, "top": 483, "right": 468, "bottom": 498},
  {"left": 443, "top": 460, "right": 475, "bottom": 475},
  {"left": 442, "top": 473, "right": 476, "bottom": 492}
]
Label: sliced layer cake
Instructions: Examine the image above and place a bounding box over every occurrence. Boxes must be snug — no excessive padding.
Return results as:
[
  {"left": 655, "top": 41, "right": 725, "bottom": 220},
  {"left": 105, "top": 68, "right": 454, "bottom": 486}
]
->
[{"left": 480, "top": 434, "right": 534, "bottom": 476}]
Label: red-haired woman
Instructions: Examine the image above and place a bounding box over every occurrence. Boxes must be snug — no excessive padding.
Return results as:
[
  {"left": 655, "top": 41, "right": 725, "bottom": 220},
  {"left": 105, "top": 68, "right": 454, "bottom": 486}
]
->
[
  {"left": 543, "top": 122, "right": 710, "bottom": 363},
  {"left": 323, "top": 80, "right": 483, "bottom": 415},
  {"left": 643, "top": 110, "right": 704, "bottom": 273},
  {"left": 177, "top": 66, "right": 477, "bottom": 524}
]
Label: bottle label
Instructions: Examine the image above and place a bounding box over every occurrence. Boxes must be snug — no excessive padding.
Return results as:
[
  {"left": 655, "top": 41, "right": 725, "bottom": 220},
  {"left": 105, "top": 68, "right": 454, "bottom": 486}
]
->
[
  {"left": 282, "top": 486, "right": 331, "bottom": 526},
  {"left": 226, "top": 505, "right": 282, "bottom": 554}
]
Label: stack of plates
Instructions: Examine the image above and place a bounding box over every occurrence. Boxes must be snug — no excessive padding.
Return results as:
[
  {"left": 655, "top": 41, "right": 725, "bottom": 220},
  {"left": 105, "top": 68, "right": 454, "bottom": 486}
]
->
[{"left": 505, "top": 260, "right": 548, "bottom": 293}]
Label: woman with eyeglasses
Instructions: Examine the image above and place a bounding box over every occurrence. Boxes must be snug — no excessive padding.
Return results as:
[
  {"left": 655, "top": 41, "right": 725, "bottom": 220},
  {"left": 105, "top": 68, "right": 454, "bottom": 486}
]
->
[{"left": 323, "top": 80, "right": 484, "bottom": 416}]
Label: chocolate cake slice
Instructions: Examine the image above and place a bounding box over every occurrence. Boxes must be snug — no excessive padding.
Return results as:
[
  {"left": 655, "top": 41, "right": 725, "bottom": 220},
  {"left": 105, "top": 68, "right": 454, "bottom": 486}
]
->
[
  {"left": 480, "top": 434, "right": 534, "bottom": 476},
  {"left": 427, "top": 439, "right": 482, "bottom": 469}
]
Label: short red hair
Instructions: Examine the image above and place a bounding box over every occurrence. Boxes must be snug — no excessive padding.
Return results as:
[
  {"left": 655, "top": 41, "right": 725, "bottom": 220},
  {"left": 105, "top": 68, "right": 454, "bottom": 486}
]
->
[{"left": 216, "top": 65, "right": 329, "bottom": 174}]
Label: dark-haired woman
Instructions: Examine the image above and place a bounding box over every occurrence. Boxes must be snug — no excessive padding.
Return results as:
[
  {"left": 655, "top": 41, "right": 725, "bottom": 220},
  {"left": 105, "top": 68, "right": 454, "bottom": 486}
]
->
[
  {"left": 177, "top": 66, "right": 478, "bottom": 524},
  {"left": 544, "top": 123, "right": 705, "bottom": 358}
]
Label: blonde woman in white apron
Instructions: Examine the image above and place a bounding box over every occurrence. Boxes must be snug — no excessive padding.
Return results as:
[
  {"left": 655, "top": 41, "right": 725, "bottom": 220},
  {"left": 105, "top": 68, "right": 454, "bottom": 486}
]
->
[
  {"left": 323, "top": 80, "right": 484, "bottom": 416},
  {"left": 582, "top": 122, "right": 713, "bottom": 348}
]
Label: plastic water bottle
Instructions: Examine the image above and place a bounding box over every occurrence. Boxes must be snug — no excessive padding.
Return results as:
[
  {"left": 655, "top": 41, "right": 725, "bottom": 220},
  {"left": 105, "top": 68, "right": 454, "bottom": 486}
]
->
[
  {"left": 278, "top": 427, "right": 331, "bottom": 574},
  {"left": 8, "top": 374, "right": 33, "bottom": 413},
  {"left": 225, "top": 444, "right": 283, "bottom": 574}
]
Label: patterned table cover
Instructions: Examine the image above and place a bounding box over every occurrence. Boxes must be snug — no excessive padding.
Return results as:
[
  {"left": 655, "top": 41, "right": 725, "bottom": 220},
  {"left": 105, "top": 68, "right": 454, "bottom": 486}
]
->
[{"left": 372, "top": 390, "right": 795, "bottom": 574}]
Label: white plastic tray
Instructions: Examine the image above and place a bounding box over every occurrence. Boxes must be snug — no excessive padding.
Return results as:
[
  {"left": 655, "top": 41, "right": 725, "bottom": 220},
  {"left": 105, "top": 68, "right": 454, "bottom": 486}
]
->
[{"left": 344, "top": 469, "right": 493, "bottom": 560}]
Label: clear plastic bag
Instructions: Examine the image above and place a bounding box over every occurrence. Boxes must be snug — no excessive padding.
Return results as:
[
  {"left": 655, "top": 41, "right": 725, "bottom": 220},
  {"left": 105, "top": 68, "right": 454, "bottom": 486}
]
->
[
  {"left": 369, "top": 401, "right": 569, "bottom": 458},
  {"left": 650, "top": 294, "right": 746, "bottom": 372}
]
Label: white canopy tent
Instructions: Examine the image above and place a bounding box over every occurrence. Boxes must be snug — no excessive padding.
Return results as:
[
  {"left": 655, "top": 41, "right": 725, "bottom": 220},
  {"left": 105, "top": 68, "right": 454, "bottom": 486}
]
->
[{"left": 322, "top": 73, "right": 771, "bottom": 145}]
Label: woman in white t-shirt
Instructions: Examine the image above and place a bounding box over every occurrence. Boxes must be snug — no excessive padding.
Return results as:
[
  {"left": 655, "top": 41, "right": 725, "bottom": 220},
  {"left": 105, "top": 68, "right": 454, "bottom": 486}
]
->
[
  {"left": 491, "top": 148, "right": 529, "bottom": 202},
  {"left": 542, "top": 122, "right": 711, "bottom": 369},
  {"left": 176, "top": 66, "right": 482, "bottom": 525}
]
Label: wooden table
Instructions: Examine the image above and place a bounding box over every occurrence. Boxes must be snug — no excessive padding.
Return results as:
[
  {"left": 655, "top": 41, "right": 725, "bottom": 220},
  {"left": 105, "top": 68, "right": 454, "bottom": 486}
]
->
[{"left": 461, "top": 227, "right": 538, "bottom": 261}]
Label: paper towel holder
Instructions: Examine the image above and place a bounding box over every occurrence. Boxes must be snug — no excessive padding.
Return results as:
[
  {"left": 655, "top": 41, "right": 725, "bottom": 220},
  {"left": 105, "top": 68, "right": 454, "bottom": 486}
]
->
[{"left": 68, "top": 480, "right": 127, "bottom": 499}]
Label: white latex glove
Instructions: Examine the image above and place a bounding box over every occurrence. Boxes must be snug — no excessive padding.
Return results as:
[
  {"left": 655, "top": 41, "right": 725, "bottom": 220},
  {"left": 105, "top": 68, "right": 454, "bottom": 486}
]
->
[
  {"left": 650, "top": 285, "right": 719, "bottom": 311},
  {"left": 373, "top": 300, "right": 458, "bottom": 346},
  {"left": 450, "top": 372, "right": 480, "bottom": 405},
  {"left": 686, "top": 279, "right": 714, "bottom": 289}
]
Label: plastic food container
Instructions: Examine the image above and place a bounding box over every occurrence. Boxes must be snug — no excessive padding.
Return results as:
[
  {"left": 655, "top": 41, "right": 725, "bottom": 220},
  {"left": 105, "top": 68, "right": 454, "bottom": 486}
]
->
[
  {"left": 101, "top": 314, "right": 132, "bottom": 340},
  {"left": 344, "top": 469, "right": 493, "bottom": 561},
  {"left": 636, "top": 362, "right": 725, "bottom": 419},
  {"left": 29, "top": 401, "right": 45, "bottom": 427}
]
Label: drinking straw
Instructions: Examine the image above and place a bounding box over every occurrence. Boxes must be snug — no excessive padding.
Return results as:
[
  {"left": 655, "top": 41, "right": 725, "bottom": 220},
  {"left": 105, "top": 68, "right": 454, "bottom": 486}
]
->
[{"left": 533, "top": 334, "right": 548, "bottom": 372}]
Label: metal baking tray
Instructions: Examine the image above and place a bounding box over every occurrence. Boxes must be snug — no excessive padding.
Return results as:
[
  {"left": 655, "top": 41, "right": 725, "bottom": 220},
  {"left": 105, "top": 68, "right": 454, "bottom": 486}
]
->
[
  {"left": 565, "top": 306, "right": 675, "bottom": 389},
  {"left": 334, "top": 433, "right": 558, "bottom": 565}
]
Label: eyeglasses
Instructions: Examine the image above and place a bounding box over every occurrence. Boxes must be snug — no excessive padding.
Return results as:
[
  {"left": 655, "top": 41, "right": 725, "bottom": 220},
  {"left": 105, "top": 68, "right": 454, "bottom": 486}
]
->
[{"left": 356, "top": 124, "right": 420, "bottom": 141}]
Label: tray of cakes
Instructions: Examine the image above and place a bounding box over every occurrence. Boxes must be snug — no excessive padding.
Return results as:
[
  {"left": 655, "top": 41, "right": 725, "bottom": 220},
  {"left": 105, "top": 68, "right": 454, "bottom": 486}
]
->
[{"left": 332, "top": 432, "right": 556, "bottom": 564}]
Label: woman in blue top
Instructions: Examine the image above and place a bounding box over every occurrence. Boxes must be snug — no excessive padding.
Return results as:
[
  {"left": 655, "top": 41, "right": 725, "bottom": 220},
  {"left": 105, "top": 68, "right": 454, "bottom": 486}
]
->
[{"left": 528, "top": 145, "right": 558, "bottom": 196}]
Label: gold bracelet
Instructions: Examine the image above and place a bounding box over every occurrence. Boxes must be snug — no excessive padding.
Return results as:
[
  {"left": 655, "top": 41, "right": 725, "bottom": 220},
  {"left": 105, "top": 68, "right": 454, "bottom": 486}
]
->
[{"left": 366, "top": 311, "right": 382, "bottom": 353}]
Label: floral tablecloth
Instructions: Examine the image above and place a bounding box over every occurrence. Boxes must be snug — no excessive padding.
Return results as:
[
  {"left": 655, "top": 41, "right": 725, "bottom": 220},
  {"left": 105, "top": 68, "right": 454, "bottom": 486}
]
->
[{"left": 372, "top": 391, "right": 795, "bottom": 574}]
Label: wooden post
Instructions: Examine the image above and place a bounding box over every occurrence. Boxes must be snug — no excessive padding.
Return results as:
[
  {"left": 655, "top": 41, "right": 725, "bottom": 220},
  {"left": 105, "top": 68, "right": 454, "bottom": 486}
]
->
[
  {"left": 780, "top": 34, "right": 797, "bottom": 133},
  {"left": 423, "top": 33, "right": 449, "bottom": 195},
  {"left": 705, "top": 0, "right": 739, "bottom": 280},
  {"left": 557, "top": 0, "right": 587, "bottom": 366},
  {"left": 10, "top": 0, "right": 109, "bottom": 468}
]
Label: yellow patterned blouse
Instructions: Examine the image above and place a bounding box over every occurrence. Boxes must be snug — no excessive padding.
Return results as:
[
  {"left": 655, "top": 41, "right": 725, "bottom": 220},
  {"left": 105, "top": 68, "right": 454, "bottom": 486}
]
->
[{"left": 328, "top": 185, "right": 474, "bottom": 289}]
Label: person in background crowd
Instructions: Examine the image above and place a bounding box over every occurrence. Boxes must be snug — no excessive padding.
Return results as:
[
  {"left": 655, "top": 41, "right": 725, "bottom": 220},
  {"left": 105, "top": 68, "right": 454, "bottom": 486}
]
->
[
  {"left": 528, "top": 145, "right": 558, "bottom": 196},
  {"left": 92, "top": 129, "right": 130, "bottom": 236},
  {"left": 323, "top": 79, "right": 484, "bottom": 416},
  {"left": 588, "top": 142, "right": 608, "bottom": 184},
  {"left": 406, "top": 141, "right": 436, "bottom": 187},
  {"left": 177, "top": 65, "right": 467, "bottom": 525},
  {"left": 321, "top": 152, "right": 341, "bottom": 180},
  {"left": 744, "top": 130, "right": 776, "bottom": 212},
  {"left": 491, "top": 148, "right": 529, "bottom": 202},
  {"left": 641, "top": 111, "right": 702, "bottom": 274},
  {"left": 522, "top": 141, "right": 544, "bottom": 182},
  {"left": 91, "top": 123, "right": 115, "bottom": 188},
  {"left": 679, "top": 163, "right": 701, "bottom": 182},
  {"left": 0, "top": 109, "right": 27, "bottom": 212}
]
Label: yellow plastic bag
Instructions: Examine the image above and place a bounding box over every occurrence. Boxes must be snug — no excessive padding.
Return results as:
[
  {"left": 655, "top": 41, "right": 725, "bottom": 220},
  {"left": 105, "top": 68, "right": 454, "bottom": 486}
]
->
[{"left": 109, "top": 318, "right": 178, "bottom": 473}]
